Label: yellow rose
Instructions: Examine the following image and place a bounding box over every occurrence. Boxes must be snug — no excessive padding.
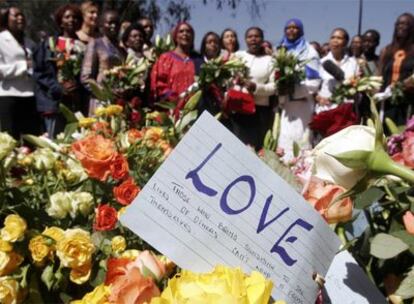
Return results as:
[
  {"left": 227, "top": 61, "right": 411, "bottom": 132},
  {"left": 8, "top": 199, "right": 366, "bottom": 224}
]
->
[
  {"left": 111, "top": 236, "right": 126, "bottom": 254},
  {"left": 0, "top": 252, "right": 23, "bottom": 276},
  {"left": 144, "top": 127, "right": 164, "bottom": 146},
  {"left": 42, "top": 227, "right": 64, "bottom": 243},
  {"left": 106, "top": 105, "right": 123, "bottom": 116},
  {"left": 0, "top": 277, "right": 21, "bottom": 304},
  {"left": 1, "top": 215, "right": 27, "bottom": 243},
  {"left": 120, "top": 249, "right": 140, "bottom": 260},
  {"left": 150, "top": 265, "right": 273, "bottom": 304},
  {"left": 79, "top": 117, "right": 97, "bottom": 128},
  {"left": 70, "top": 263, "right": 92, "bottom": 285},
  {"left": 28, "top": 236, "right": 51, "bottom": 264},
  {"left": 0, "top": 240, "right": 12, "bottom": 252},
  {"left": 95, "top": 107, "right": 107, "bottom": 117},
  {"left": 71, "top": 284, "right": 111, "bottom": 304},
  {"left": 56, "top": 229, "right": 95, "bottom": 269}
]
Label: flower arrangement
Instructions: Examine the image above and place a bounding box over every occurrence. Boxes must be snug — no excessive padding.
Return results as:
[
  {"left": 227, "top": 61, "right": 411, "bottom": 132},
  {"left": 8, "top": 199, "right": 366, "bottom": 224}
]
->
[
  {"left": 49, "top": 37, "right": 86, "bottom": 83},
  {"left": 272, "top": 47, "right": 308, "bottom": 95},
  {"left": 331, "top": 75, "right": 383, "bottom": 104}
]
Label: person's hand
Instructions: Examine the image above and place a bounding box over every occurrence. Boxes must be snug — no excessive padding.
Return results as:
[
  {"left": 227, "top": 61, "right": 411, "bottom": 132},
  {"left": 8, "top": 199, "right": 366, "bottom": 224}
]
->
[
  {"left": 62, "top": 80, "right": 77, "bottom": 95},
  {"left": 245, "top": 81, "right": 257, "bottom": 93},
  {"left": 315, "top": 95, "right": 331, "bottom": 106}
]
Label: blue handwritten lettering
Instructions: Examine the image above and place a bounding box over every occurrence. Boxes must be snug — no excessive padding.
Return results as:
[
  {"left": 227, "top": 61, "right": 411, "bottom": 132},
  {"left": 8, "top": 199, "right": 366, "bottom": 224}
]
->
[
  {"left": 185, "top": 143, "right": 222, "bottom": 197},
  {"left": 256, "top": 195, "right": 289, "bottom": 233},
  {"left": 220, "top": 175, "right": 256, "bottom": 215}
]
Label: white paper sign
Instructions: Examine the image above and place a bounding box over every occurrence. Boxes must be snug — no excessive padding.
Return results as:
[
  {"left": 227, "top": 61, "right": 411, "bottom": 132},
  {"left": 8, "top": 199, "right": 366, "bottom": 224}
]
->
[
  {"left": 323, "top": 250, "right": 386, "bottom": 304},
  {"left": 121, "top": 112, "right": 341, "bottom": 303}
]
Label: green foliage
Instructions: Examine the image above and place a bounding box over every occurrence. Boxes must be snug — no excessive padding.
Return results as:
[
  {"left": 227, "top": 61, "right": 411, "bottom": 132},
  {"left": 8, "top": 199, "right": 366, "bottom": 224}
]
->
[{"left": 370, "top": 233, "right": 409, "bottom": 259}]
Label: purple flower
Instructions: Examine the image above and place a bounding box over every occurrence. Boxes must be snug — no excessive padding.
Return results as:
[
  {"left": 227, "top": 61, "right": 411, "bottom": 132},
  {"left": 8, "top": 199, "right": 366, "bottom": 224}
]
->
[{"left": 387, "top": 134, "right": 405, "bottom": 155}]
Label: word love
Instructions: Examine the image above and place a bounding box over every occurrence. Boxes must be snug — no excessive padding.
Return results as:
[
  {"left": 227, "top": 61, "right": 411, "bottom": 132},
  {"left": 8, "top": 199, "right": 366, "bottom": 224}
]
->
[{"left": 186, "top": 143, "right": 314, "bottom": 267}]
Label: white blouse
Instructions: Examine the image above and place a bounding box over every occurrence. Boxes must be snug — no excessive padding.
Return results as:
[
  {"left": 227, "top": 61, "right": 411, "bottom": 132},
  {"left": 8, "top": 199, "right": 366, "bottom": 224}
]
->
[
  {"left": 235, "top": 50, "right": 275, "bottom": 106},
  {"left": 0, "top": 30, "right": 35, "bottom": 97},
  {"left": 319, "top": 51, "right": 359, "bottom": 99}
]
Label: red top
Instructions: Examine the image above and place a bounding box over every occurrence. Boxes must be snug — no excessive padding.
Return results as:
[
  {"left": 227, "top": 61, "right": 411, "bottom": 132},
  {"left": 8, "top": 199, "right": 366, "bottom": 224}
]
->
[
  {"left": 150, "top": 51, "right": 201, "bottom": 103},
  {"left": 56, "top": 37, "right": 74, "bottom": 52}
]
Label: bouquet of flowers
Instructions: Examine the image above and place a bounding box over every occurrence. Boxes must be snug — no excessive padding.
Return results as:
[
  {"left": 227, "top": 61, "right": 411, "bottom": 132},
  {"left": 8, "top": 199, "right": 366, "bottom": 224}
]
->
[
  {"left": 49, "top": 37, "right": 85, "bottom": 83},
  {"left": 152, "top": 34, "right": 175, "bottom": 61},
  {"left": 331, "top": 75, "right": 383, "bottom": 104},
  {"left": 102, "top": 55, "right": 150, "bottom": 99},
  {"left": 272, "top": 47, "right": 308, "bottom": 95}
]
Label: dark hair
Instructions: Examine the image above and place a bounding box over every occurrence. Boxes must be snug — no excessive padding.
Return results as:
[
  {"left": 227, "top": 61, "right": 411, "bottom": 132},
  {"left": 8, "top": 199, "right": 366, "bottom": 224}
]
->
[
  {"left": 200, "top": 31, "right": 220, "bottom": 58},
  {"left": 121, "top": 23, "right": 145, "bottom": 46},
  {"left": 220, "top": 28, "right": 239, "bottom": 52},
  {"left": 100, "top": 9, "right": 119, "bottom": 25},
  {"left": 381, "top": 13, "right": 414, "bottom": 72},
  {"left": 363, "top": 29, "right": 380, "bottom": 44},
  {"left": 331, "top": 27, "right": 349, "bottom": 45},
  {"left": 245, "top": 26, "right": 264, "bottom": 39},
  {"left": 0, "top": 7, "right": 10, "bottom": 30},
  {"left": 138, "top": 16, "right": 153, "bottom": 25},
  {"left": 54, "top": 4, "right": 83, "bottom": 33}
]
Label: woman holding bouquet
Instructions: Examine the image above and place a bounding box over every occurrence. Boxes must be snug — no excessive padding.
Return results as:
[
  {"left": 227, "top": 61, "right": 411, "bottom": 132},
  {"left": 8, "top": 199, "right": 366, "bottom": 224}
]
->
[
  {"left": 377, "top": 13, "right": 414, "bottom": 125},
  {"left": 81, "top": 10, "right": 125, "bottom": 114},
  {"left": 33, "top": 4, "right": 85, "bottom": 138},
  {"left": 0, "top": 6, "right": 41, "bottom": 138},
  {"left": 277, "top": 18, "right": 321, "bottom": 160},
  {"left": 232, "top": 27, "right": 275, "bottom": 149},
  {"left": 150, "top": 22, "right": 202, "bottom": 107}
]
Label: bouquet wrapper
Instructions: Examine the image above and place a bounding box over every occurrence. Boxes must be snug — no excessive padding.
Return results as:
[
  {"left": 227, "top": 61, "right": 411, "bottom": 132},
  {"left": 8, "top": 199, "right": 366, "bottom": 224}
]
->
[{"left": 225, "top": 88, "right": 256, "bottom": 114}]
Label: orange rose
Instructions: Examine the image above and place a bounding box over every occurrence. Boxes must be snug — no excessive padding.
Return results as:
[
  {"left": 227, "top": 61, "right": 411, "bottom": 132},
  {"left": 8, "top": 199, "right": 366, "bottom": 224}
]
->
[
  {"left": 128, "top": 129, "right": 144, "bottom": 144},
  {"left": 158, "top": 140, "right": 172, "bottom": 158},
  {"left": 113, "top": 178, "right": 140, "bottom": 206},
  {"left": 72, "top": 134, "right": 117, "bottom": 181},
  {"left": 91, "top": 121, "right": 112, "bottom": 136},
  {"left": 403, "top": 211, "right": 414, "bottom": 235},
  {"left": 105, "top": 257, "right": 133, "bottom": 285},
  {"left": 110, "top": 154, "right": 129, "bottom": 180},
  {"left": 109, "top": 264, "right": 160, "bottom": 304},
  {"left": 303, "top": 177, "right": 353, "bottom": 224},
  {"left": 94, "top": 204, "right": 118, "bottom": 231},
  {"left": 131, "top": 250, "right": 166, "bottom": 281}
]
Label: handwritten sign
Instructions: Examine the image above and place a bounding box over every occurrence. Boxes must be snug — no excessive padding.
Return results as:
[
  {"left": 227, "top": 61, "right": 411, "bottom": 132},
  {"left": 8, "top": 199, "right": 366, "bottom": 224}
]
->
[
  {"left": 323, "top": 250, "right": 386, "bottom": 304},
  {"left": 121, "top": 112, "right": 341, "bottom": 303}
]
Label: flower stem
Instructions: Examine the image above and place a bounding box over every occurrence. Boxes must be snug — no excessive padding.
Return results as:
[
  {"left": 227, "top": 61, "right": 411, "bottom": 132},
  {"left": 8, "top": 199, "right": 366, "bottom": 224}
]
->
[{"left": 369, "top": 150, "right": 414, "bottom": 184}]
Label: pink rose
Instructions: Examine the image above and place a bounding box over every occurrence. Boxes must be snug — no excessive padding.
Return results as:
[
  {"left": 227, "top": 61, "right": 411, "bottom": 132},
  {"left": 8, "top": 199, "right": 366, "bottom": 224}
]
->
[
  {"left": 403, "top": 211, "right": 414, "bottom": 235},
  {"left": 402, "top": 132, "right": 414, "bottom": 168},
  {"left": 130, "top": 250, "right": 166, "bottom": 281}
]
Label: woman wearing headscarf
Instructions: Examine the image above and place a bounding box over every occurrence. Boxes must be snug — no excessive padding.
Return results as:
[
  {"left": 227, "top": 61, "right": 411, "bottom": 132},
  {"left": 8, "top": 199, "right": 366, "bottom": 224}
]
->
[
  {"left": 377, "top": 13, "right": 414, "bottom": 125},
  {"left": 33, "top": 4, "right": 84, "bottom": 138},
  {"left": 80, "top": 9, "right": 125, "bottom": 114},
  {"left": 233, "top": 27, "right": 275, "bottom": 150},
  {"left": 277, "top": 18, "right": 321, "bottom": 160},
  {"left": 150, "top": 21, "right": 202, "bottom": 107},
  {"left": 0, "top": 6, "right": 40, "bottom": 138}
]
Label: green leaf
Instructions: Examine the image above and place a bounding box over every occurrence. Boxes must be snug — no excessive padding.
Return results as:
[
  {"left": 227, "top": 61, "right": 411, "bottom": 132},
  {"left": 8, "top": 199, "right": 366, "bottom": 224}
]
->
[
  {"left": 175, "top": 110, "right": 198, "bottom": 133},
  {"left": 328, "top": 150, "right": 370, "bottom": 169},
  {"left": 354, "top": 187, "right": 385, "bottom": 209},
  {"left": 396, "top": 267, "right": 414, "bottom": 299},
  {"left": 90, "top": 266, "right": 106, "bottom": 287},
  {"left": 154, "top": 101, "right": 176, "bottom": 110},
  {"left": 41, "top": 264, "right": 55, "bottom": 290},
  {"left": 292, "top": 141, "right": 300, "bottom": 158},
  {"left": 26, "top": 273, "right": 44, "bottom": 304},
  {"left": 370, "top": 233, "right": 409, "bottom": 259},
  {"left": 59, "top": 103, "right": 78, "bottom": 123},
  {"left": 63, "top": 122, "right": 78, "bottom": 140},
  {"left": 89, "top": 80, "right": 112, "bottom": 101},
  {"left": 391, "top": 230, "right": 414, "bottom": 254},
  {"left": 22, "top": 134, "right": 59, "bottom": 150},
  {"left": 385, "top": 117, "right": 400, "bottom": 135},
  {"left": 184, "top": 90, "right": 202, "bottom": 111}
]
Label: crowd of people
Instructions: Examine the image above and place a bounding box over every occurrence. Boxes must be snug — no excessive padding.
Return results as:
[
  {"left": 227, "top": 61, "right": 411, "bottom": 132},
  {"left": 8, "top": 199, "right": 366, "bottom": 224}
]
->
[{"left": 0, "top": 1, "right": 414, "bottom": 161}]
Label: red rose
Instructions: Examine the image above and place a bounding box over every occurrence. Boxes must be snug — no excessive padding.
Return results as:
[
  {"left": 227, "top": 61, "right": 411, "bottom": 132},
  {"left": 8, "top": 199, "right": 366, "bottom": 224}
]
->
[
  {"left": 110, "top": 153, "right": 129, "bottom": 180},
  {"left": 129, "top": 96, "right": 142, "bottom": 108},
  {"left": 130, "top": 111, "right": 141, "bottom": 124},
  {"left": 309, "top": 103, "right": 358, "bottom": 137},
  {"left": 94, "top": 204, "right": 118, "bottom": 231},
  {"left": 274, "top": 70, "right": 281, "bottom": 80},
  {"left": 116, "top": 99, "right": 126, "bottom": 107},
  {"left": 225, "top": 89, "right": 256, "bottom": 114},
  {"left": 113, "top": 178, "right": 140, "bottom": 206}
]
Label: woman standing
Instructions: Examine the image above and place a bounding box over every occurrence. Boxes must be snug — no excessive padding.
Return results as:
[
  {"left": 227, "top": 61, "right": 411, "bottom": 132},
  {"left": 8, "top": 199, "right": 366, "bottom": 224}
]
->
[
  {"left": 76, "top": 0, "right": 100, "bottom": 44},
  {"left": 122, "top": 23, "right": 146, "bottom": 62},
  {"left": 33, "top": 4, "right": 84, "bottom": 138},
  {"left": 150, "top": 22, "right": 202, "bottom": 107},
  {"left": 220, "top": 28, "right": 239, "bottom": 59},
  {"left": 0, "top": 6, "right": 40, "bottom": 138},
  {"left": 277, "top": 19, "right": 321, "bottom": 160},
  {"left": 233, "top": 27, "right": 275, "bottom": 149},
  {"left": 81, "top": 10, "right": 125, "bottom": 114},
  {"left": 316, "top": 28, "right": 359, "bottom": 112},
  {"left": 378, "top": 13, "right": 414, "bottom": 125}
]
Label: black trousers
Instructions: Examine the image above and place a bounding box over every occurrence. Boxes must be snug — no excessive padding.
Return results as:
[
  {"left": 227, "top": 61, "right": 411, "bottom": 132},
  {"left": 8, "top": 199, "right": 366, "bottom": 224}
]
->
[
  {"left": 0, "top": 96, "right": 41, "bottom": 139},
  {"left": 231, "top": 105, "right": 273, "bottom": 150}
]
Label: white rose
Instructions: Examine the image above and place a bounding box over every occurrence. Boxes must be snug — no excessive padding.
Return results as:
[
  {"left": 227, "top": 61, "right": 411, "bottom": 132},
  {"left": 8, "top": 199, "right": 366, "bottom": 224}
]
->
[
  {"left": 71, "top": 192, "right": 94, "bottom": 217},
  {"left": 66, "top": 158, "right": 88, "bottom": 182},
  {"left": 47, "top": 192, "right": 73, "bottom": 219},
  {"left": 311, "top": 125, "right": 375, "bottom": 189},
  {"left": 32, "top": 148, "right": 57, "bottom": 170},
  {"left": 0, "top": 133, "right": 16, "bottom": 161}
]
